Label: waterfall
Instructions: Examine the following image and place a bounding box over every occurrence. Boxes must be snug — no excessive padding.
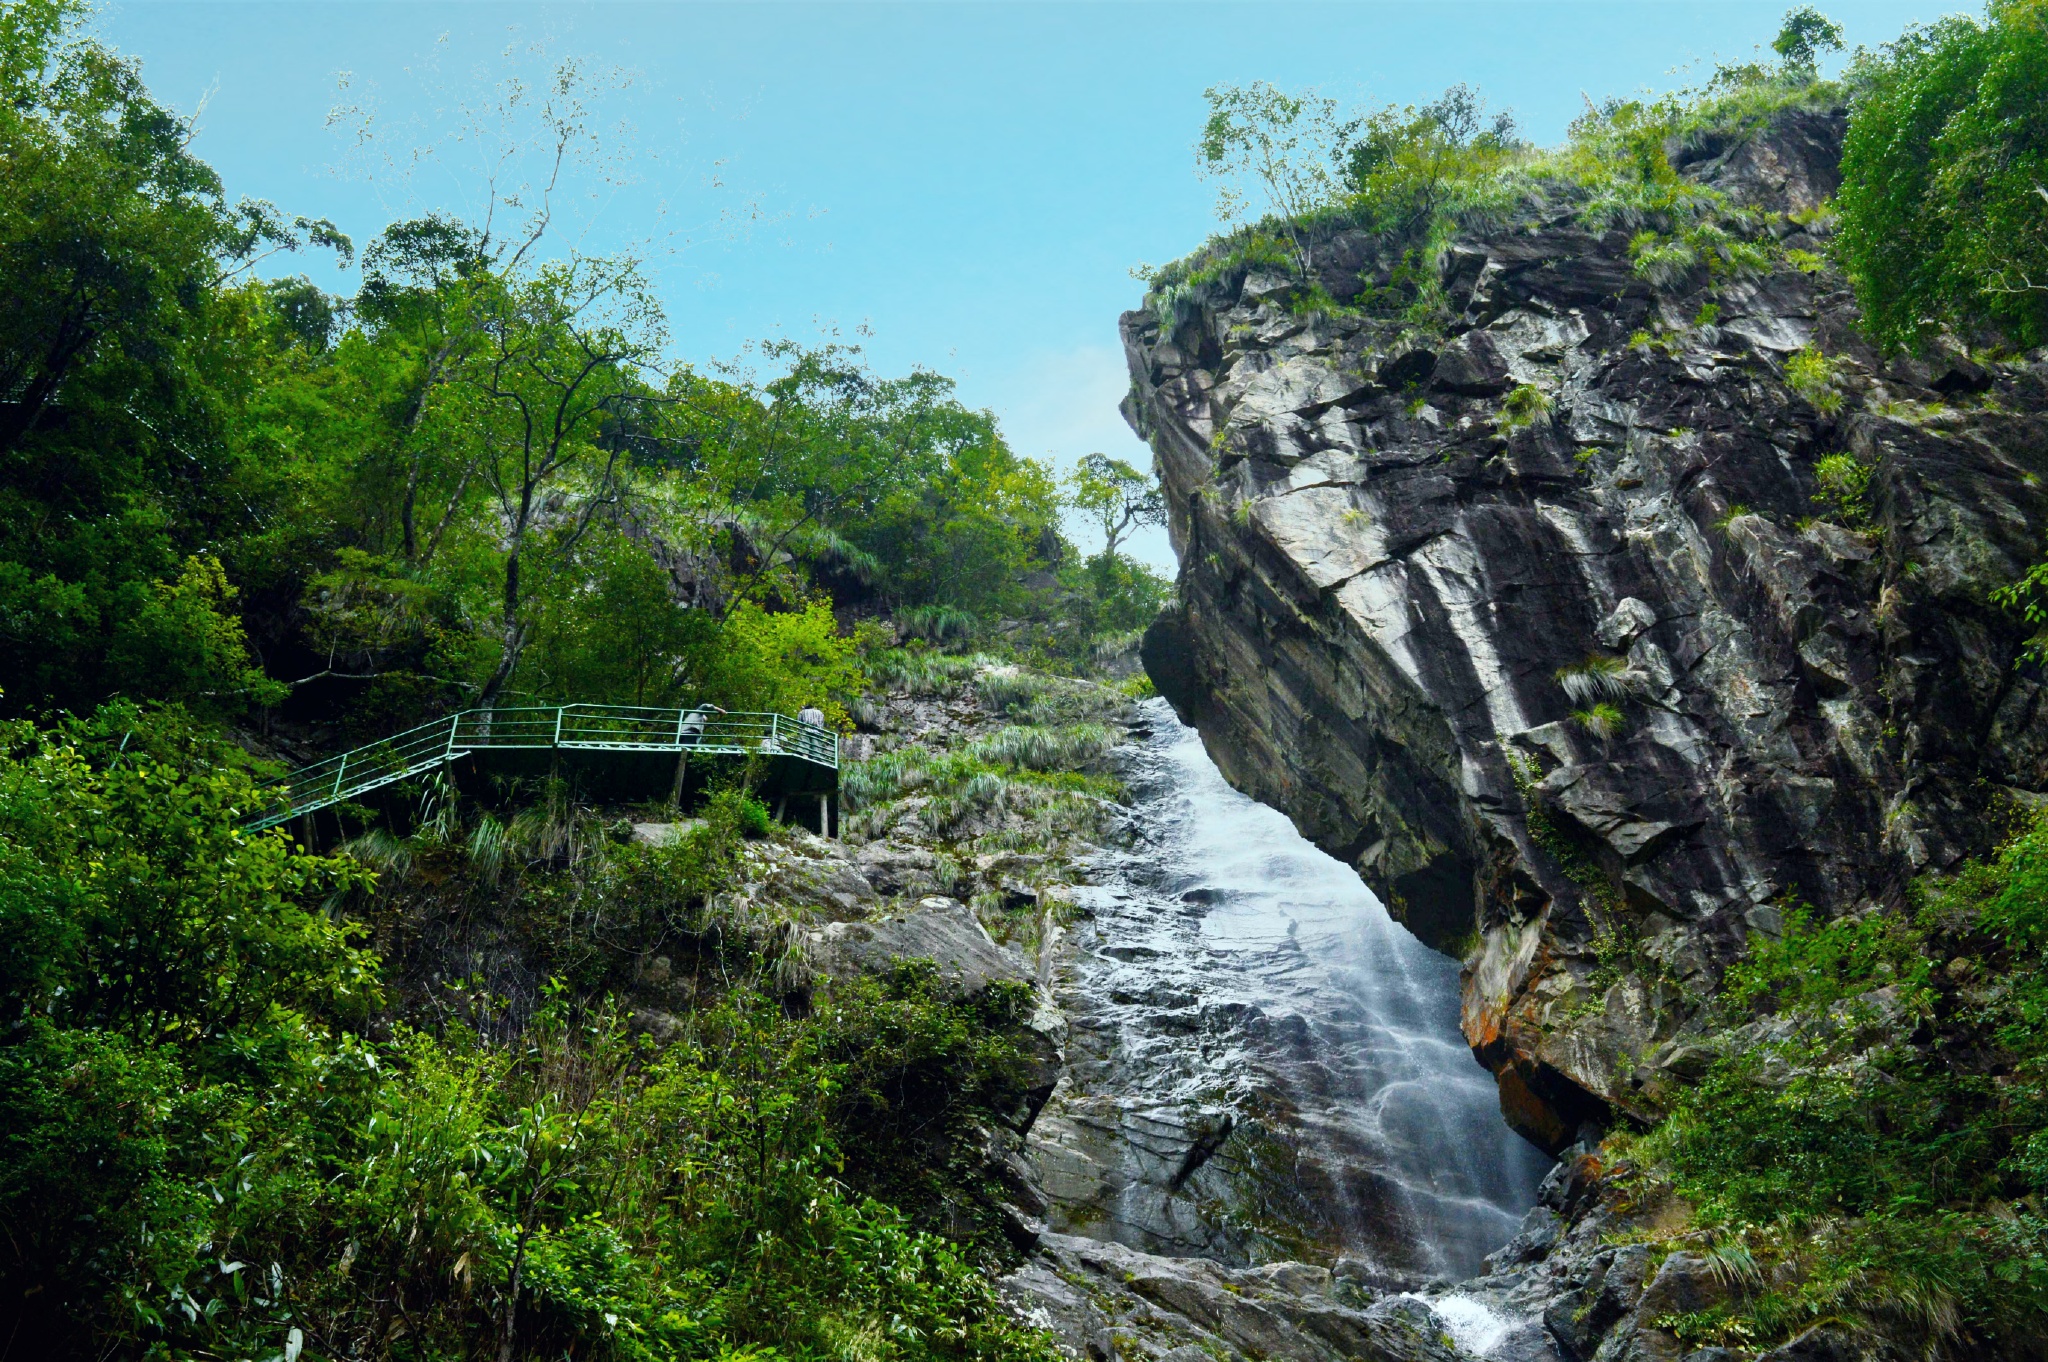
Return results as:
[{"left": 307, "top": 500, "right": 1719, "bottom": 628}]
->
[{"left": 1027, "top": 699, "right": 1546, "bottom": 1280}]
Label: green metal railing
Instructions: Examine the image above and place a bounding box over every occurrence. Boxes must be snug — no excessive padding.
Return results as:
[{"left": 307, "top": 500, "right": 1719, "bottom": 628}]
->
[{"left": 244, "top": 705, "right": 837, "bottom": 831}]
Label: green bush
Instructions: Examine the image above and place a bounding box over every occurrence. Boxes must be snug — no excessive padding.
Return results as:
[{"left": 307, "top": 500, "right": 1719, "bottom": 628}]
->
[
  {"left": 1835, "top": 0, "right": 2048, "bottom": 352},
  {"left": 0, "top": 705, "right": 1062, "bottom": 1360},
  {"left": 1625, "top": 815, "right": 2048, "bottom": 1355}
]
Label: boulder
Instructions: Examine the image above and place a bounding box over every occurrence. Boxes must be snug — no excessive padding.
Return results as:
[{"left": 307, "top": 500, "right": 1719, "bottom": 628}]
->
[
  {"left": 807, "top": 895, "right": 1031, "bottom": 999},
  {"left": 1482, "top": 1205, "right": 1561, "bottom": 1272}
]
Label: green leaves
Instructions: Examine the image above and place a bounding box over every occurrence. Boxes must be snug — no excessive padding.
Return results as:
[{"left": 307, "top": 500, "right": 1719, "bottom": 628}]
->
[
  {"left": 1196, "top": 82, "right": 1347, "bottom": 271},
  {"left": 1772, "top": 7, "right": 1846, "bottom": 77},
  {"left": 0, "top": 691, "right": 1066, "bottom": 1358},
  {"left": 1624, "top": 814, "right": 2048, "bottom": 1351},
  {"left": 1835, "top": 1, "right": 2048, "bottom": 352}
]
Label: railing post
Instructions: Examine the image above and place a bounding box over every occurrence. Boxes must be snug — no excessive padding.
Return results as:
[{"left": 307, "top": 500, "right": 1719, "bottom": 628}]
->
[
  {"left": 331, "top": 752, "right": 348, "bottom": 803},
  {"left": 553, "top": 706, "right": 564, "bottom": 749}
]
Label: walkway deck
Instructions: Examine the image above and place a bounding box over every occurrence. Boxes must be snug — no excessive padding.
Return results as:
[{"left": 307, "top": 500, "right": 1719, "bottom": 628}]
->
[{"left": 244, "top": 705, "right": 838, "bottom": 831}]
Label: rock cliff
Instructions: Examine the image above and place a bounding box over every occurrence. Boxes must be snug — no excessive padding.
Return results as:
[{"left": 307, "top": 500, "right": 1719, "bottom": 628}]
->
[{"left": 1126, "top": 108, "right": 2048, "bottom": 1150}]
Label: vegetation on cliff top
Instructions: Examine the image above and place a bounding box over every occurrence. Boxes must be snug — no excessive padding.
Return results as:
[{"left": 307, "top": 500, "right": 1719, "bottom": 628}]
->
[
  {"left": 1154, "top": 3, "right": 2047, "bottom": 361},
  {"left": 1145, "top": 8, "right": 1848, "bottom": 330}
]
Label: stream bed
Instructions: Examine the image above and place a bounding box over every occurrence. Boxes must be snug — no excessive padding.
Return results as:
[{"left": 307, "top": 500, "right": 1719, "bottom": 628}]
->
[{"left": 1025, "top": 699, "right": 1546, "bottom": 1281}]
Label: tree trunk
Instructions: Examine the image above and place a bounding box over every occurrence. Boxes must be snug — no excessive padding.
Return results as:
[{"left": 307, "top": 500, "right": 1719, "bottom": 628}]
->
[{"left": 476, "top": 549, "right": 524, "bottom": 712}]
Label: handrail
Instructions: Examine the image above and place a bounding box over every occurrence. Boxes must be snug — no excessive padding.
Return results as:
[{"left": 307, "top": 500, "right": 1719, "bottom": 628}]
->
[{"left": 244, "top": 704, "right": 837, "bottom": 831}]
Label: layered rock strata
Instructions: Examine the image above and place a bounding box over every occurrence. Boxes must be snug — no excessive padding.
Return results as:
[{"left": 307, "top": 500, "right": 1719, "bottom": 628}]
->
[{"left": 1126, "top": 109, "right": 2048, "bottom": 1147}]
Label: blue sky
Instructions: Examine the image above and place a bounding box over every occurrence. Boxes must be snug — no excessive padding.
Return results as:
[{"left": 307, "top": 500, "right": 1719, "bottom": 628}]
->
[{"left": 100, "top": 0, "right": 1948, "bottom": 566}]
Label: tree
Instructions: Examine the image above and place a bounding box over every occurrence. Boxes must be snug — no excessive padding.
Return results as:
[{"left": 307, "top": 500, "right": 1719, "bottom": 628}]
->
[
  {"left": 1772, "top": 6, "right": 1845, "bottom": 77},
  {"left": 1067, "top": 453, "right": 1164, "bottom": 561},
  {"left": 665, "top": 344, "right": 1063, "bottom": 618},
  {"left": 1835, "top": 0, "right": 2048, "bottom": 352},
  {"left": 0, "top": 0, "right": 346, "bottom": 716},
  {"left": 460, "top": 256, "right": 669, "bottom": 708},
  {"left": 1197, "top": 82, "right": 1347, "bottom": 273},
  {"left": 1339, "top": 85, "right": 1521, "bottom": 238}
]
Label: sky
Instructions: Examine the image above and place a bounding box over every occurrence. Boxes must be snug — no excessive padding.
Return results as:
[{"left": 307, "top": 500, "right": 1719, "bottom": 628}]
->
[{"left": 99, "top": 0, "right": 1954, "bottom": 567}]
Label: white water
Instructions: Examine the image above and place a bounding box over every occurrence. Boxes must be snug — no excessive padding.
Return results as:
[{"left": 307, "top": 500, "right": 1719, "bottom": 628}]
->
[{"left": 1031, "top": 700, "right": 1545, "bottom": 1279}]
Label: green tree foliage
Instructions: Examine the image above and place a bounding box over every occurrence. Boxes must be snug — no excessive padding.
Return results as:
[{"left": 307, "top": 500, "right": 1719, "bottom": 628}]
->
[
  {"left": 1834, "top": 0, "right": 2048, "bottom": 352},
  {"left": 1196, "top": 81, "right": 1348, "bottom": 273},
  {"left": 665, "top": 345, "right": 1064, "bottom": 621},
  {"left": 1772, "top": 6, "right": 1846, "bottom": 76},
  {"left": 0, "top": 707, "right": 1063, "bottom": 1359},
  {"left": 0, "top": 0, "right": 348, "bottom": 714},
  {"left": 1050, "top": 455, "right": 1171, "bottom": 657},
  {"left": 1339, "top": 84, "right": 1522, "bottom": 239},
  {"left": 0, "top": 1, "right": 1128, "bottom": 730},
  {"left": 1066, "top": 453, "right": 1164, "bottom": 561}
]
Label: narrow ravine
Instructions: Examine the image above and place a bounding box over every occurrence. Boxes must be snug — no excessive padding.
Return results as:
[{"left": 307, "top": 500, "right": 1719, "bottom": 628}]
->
[{"left": 1027, "top": 699, "right": 1546, "bottom": 1281}]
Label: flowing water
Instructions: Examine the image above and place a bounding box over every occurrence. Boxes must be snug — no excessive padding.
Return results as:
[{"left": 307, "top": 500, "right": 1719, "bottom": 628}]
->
[{"left": 1026, "top": 699, "right": 1547, "bottom": 1281}]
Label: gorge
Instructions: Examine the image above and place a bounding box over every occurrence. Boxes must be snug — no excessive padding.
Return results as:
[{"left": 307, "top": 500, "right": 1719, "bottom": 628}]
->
[{"left": 10, "top": 3, "right": 2048, "bottom": 1357}]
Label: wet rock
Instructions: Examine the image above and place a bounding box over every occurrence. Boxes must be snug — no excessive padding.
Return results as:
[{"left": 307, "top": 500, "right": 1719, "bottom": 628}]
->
[
  {"left": 1001, "top": 1234, "right": 1478, "bottom": 1362},
  {"left": 1335, "top": 1255, "right": 1428, "bottom": 1299},
  {"left": 1620, "top": 1252, "right": 1733, "bottom": 1361},
  {"left": 1488, "top": 1320, "right": 1564, "bottom": 1362},
  {"left": 1482, "top": 1206, "right": 1561, "bottom": 1272},
  {"left": 1756, "top": 1328, "right": 1868, "bottom": 1362},
  {"left": 1540, "top": 1244, "right": 1650, "bottom": 1361}
]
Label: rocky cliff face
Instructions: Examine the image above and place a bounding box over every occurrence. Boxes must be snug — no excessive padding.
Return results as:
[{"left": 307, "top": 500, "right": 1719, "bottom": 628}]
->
[{"left": 1127, "top": 109, "right": 2048, "bottom": 1151}]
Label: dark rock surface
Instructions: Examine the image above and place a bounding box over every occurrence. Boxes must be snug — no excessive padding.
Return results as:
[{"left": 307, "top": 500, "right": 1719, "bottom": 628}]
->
[
  {"left": 806, "top": 893, "right": 1033, "bottom": 997},
  {"left": 1123, "top": 107, "right": 2048, "bottom": 1147},
  {"left": 1001, "top": 1232, "right": 1479, "bottom": 1362}
]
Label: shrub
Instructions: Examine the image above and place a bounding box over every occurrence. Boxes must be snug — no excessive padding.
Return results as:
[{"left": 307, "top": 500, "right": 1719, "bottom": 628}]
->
[
  {"left": 0, "top": 704, "right": 1064, "bottom": 1361},
  {"left": 1622, "top": 813, "right": 2048, "bottom": 1355},
  {"left": 1571, "top": 702, "right": 1625, "bottom": 738},
  {"left": 705, "top": 599, "right": 866, "bottom": 727},
  {"left": 896, "top": 603, "right": 978, "bottom": 644},
  {"left": 1812, "top": 452, "right": 1874, "bottom": 526},
  {"left": 1497, "top": 383, "right": 1553, "bottom": 433},
  {"left": 1834, "top": 0, "right": 2048, "bottom": 352},
  {"left": 1785, "top": 346, "right": 1844, "bottom": 414}
]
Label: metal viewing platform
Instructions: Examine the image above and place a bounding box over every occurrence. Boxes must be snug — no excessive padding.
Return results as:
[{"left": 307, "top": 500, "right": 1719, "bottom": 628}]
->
[{"left": 243, "top": 705, "right": 838, "bottom": 832}]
